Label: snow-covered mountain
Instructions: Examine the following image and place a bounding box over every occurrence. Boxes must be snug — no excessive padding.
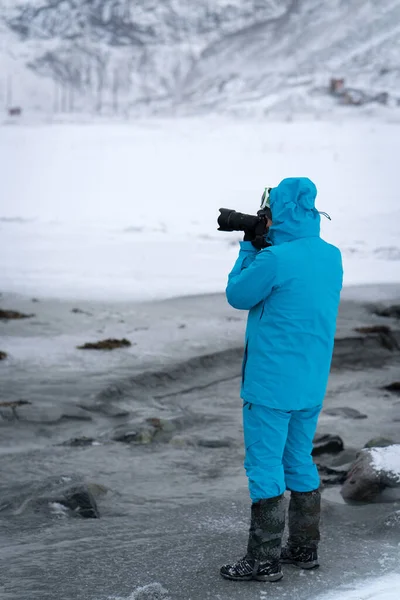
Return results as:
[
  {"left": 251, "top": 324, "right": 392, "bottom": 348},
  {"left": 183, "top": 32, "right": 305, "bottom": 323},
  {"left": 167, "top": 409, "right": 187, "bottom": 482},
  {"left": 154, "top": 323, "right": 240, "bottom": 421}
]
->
[{"left": 1, "top": 0, "right": 400, "bottom": 116}]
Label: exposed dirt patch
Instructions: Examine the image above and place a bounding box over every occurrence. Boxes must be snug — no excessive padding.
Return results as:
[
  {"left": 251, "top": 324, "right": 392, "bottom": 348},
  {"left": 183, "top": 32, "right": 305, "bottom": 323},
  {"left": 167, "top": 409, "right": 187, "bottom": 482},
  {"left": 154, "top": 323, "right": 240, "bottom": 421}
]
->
[{"left": 0, "top": 309, "right": 35, "bottom": 320}]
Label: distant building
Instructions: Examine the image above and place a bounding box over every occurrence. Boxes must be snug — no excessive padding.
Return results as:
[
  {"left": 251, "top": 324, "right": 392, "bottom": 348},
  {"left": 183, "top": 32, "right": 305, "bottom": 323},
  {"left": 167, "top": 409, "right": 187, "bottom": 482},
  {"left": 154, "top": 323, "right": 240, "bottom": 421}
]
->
[{"left": 329, "top": 78, "right": 345, "bottom": 95}]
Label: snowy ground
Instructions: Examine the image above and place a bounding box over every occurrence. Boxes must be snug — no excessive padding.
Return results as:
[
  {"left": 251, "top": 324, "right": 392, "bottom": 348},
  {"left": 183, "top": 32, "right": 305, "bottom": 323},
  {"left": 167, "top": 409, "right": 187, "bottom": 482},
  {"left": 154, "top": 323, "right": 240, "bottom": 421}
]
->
[
  {"left": 1, "top": 118, "right": 400, "bottom": 301},
  {"left": 318, "top": 574, "right": 400, "bottom": 600}
]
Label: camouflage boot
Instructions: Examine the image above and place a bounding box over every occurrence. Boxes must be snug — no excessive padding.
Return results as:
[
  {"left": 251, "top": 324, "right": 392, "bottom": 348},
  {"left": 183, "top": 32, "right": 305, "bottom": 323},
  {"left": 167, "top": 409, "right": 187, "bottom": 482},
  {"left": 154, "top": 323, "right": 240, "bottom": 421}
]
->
[
  {"left": 220, "top": 495, "right": 285, "bottom": 582},
  {"left": 281, "top": 489, "right": 321, "bottom": 569}
]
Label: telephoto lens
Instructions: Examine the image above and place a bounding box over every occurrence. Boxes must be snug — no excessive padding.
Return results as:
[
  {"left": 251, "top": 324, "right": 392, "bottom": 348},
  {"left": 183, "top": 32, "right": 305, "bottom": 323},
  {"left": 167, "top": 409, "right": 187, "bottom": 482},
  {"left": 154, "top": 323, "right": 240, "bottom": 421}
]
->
[{"left": 217, "top": 208, "right": 260, "bottom": 232}]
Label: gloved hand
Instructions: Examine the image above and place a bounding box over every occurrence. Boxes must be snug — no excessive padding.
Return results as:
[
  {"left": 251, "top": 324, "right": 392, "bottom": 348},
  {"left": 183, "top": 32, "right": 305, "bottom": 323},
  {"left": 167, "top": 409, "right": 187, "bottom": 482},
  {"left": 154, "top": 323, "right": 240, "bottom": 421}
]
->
[
  {"left": 243, "top": 218, "right": 270, "bottom": 250},
  {"left": 243, "top": 228, "right": 256, "bottom": 242}
]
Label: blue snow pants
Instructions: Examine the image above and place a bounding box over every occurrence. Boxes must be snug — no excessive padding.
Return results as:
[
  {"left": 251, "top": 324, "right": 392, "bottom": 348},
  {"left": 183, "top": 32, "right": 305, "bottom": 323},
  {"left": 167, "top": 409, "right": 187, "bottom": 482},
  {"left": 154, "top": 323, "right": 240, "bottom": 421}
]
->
[{"left": 243, "top": 402, "right": 321, "bottom": 502}]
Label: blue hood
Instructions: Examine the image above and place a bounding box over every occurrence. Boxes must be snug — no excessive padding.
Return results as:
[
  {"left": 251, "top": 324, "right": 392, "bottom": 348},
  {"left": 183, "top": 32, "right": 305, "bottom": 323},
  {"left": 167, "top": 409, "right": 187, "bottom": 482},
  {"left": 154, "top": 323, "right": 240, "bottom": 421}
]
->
[{"left": 268, "top": 177, "right": 320, "bottom": 245}]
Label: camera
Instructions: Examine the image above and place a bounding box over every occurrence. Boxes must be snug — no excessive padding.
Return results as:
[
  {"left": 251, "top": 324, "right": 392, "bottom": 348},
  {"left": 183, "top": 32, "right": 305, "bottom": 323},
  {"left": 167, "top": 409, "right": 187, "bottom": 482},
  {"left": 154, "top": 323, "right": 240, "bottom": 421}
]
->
[{"left": 217, "top": 188, "right": 272, "bottom": 250}]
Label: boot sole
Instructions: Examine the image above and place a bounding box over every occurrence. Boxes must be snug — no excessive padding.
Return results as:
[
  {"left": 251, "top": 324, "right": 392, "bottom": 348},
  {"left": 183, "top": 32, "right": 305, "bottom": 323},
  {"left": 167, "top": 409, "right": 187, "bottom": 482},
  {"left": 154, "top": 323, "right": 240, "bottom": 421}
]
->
[{"left": 281, "top": 558, "right": 319, "bottom": 570}]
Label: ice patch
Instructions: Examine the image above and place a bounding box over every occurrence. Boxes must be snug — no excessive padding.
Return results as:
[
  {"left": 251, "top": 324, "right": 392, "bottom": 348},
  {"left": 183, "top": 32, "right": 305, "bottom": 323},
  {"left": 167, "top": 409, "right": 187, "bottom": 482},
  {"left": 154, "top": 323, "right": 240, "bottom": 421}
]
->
[
  {"left": 370, "top": 445, "right": 400, "bottom": 483},
  {"left": 109, "top": 583, "right": 171, "bottom": 600},
  {"left": 318, "top": 573, "right": 400, "bottom": 600},
  {"left": 196, "top": 515, "right": 247, "bottom": 533}
]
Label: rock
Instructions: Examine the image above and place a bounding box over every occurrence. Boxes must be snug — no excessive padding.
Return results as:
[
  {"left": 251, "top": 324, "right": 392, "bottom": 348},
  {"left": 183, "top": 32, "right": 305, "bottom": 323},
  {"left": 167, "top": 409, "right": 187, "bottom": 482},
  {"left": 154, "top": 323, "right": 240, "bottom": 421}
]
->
[
  {"left": 372, "top": 305, "right": 400, "bottom": 319},
  {"left": 0, "top": 399, "right": 31, "bottom": 420},
  {"left": 71, "top": 307, "right": 93, "bottom": 316},
  {"left": 113, "top": 417, "right": 181, "bottom": 445},
  {"left": 12, "top": 402, "right": 91, "bottom": 423},
  {"left": 197, "top": 438, "right": 234, "bottom": 448},
  {"left": 0, "top": 309, "right": 35, "bottom": 320},
  {"left": 364, "top": 437, "right": 394, "bottom": 449},
  {"left": 355, "top": 325, "right": 391, "bottom": 335},
  {"left": 60, "top": 437, "right": 96, "bottom": 447},
  {"left": 317, "top": 464, "right": 348, "bottom": 485},
  {"left": 383, "top": 382, "right": 400, "bottom": 394},
  {"left": 323, "top": 407, "right": 368, "bottom": 419},
  {"left": 354, "top": 325, "right": 398, "bottom": 351},
  {"left": 4, "top": 476, "right": 105, "bottom": 519},
  {"left": 113, "top": 427, "right": 143, "bottom": 444},
  {"left": 312, "top": 433, "right": 344, "bottom": 456},
  {"left": 329, "top": 448, "right": 358, "bottom": 468},
  {"left": 341, "top": 445, "right": 400, "bottom": 503},
  {"left": 0, "top": 351, "right": 8, "bottom": 360},
  {"left": 77, "top": 338, "right": 132, "bottom": 350},
  {"left": 31, "top": 298, "right": 40, "bottom": 303},
  {"left": 62, "top": 485, "right": 100, "bottom": 518}
]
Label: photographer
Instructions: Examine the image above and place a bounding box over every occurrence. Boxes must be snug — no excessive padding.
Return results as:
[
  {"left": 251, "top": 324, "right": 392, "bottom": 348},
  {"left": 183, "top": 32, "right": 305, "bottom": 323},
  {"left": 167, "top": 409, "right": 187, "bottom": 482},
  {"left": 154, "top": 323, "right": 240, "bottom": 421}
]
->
[{"left": 219, "top": 177, "right": 343, "bottom": 583}]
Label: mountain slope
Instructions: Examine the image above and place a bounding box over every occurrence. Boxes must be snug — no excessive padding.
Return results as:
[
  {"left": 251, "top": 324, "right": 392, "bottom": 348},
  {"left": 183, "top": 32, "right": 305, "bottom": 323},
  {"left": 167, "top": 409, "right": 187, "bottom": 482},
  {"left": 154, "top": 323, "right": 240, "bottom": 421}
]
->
[{"left": 1, "top": 0, "right": 399, "bottom": 116}]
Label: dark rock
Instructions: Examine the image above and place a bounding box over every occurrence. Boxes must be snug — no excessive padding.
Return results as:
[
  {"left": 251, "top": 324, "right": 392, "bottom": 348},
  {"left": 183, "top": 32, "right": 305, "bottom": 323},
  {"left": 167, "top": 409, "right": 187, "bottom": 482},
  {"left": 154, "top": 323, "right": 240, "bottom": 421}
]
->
[
  {"left": 77, "top": 338, "right": 132, "bottom": 350},
  {"left": 317, "top": 464, "right": 348, "bottom": 485},
  {"left": 0, "top": 309, "right": 35, "bottom": 320},
  {"left": 31, "top": 298, "right": 39, "bottom": 303},
  {"left": 372, "top": 305, "right": 400, "bottom": 319},
  {"left": 324, "top": 407, "right": 368, "bottom": 419},
  {"left": 354, "top": 325, "right": 399, "bottom": 351},
  {"left": 71, "top": 307, "right": 93, "bottom": 316},
  {"left": 312, "top": 433, "right": 344, "bottom": 456},
  {"left": 0, "top": 351, "right": 8, "bottom": 360},
  {"left": 364, "top": 437, "right": 394, "bottom": 449},
  {"left": 197, "top": 438, "right": 234, "bottom": 448},
  {"left": 62, "top": 485, "right": 100, "bottom": 518},
  {"left": 61, "top": 437, "right": 96, "bottom": 447},
  {"left": 383, "top": 382, "right": 400, "bottom": 394},
  {"left": 178, "top": 324, "right": 186, "bottom": 329},
  {"left": 355, "top": 325, "right": 391, "bottom": 335},
  {"left": 133, "top": 326, "right": 149, "bottom": 332}
]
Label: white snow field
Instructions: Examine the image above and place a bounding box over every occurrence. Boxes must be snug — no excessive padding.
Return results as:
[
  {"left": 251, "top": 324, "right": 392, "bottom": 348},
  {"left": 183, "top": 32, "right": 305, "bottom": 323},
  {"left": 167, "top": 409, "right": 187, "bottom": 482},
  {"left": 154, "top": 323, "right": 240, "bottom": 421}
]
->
[{"left": 1, "top": 118, "right": 400, "bottom": 301}]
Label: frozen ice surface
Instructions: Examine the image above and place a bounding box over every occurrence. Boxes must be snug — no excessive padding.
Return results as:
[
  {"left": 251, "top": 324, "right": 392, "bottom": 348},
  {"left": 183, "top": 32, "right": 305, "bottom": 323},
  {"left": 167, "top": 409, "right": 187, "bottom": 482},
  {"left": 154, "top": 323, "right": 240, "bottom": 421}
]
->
[{"left": 1, "top": 119, "right": 400, "bottom": 301}]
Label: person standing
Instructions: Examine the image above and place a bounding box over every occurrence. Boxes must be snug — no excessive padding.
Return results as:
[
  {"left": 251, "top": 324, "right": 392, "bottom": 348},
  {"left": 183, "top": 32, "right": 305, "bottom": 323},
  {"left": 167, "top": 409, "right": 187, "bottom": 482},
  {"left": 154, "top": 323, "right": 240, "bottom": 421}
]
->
[{"left": 220, "top": 177, "right": 343, "bottom": 582}]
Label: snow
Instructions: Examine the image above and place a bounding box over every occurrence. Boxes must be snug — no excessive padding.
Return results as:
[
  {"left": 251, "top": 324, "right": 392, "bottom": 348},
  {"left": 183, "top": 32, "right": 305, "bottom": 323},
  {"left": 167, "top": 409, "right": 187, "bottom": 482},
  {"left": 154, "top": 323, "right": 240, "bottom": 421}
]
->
[
  {"left": 318, "top": 574, "right": 400, "bottom": 600},
  {"left": 371, "top": 445, "right": 400, "bottom": 483},
  {"left": 0, "top": 118, "right": 399, "bottom": 301}
]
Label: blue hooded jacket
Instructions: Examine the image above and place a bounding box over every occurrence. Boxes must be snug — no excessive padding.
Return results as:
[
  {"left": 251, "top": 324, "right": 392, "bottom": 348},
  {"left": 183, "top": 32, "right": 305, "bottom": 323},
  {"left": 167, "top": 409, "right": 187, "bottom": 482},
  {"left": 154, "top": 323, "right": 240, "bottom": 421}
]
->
[{"left": 226, "top": 177, "right": 343, "bottom": 411}]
